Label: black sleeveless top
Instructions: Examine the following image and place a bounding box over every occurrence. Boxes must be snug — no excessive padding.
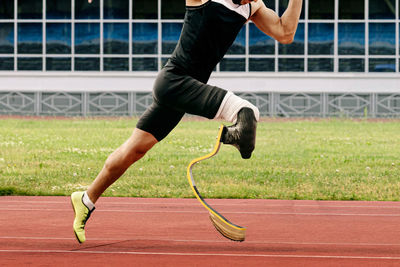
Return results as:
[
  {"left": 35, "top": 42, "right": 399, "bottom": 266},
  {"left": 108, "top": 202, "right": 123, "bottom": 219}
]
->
[{"left": 169, "top": 0, "right": 251, "bottom": 83}]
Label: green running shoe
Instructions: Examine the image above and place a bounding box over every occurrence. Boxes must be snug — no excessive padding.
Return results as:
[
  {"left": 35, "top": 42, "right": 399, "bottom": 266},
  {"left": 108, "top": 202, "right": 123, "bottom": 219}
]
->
[{"left": 71, "top": 191, "right": 94, "bottom": 243}]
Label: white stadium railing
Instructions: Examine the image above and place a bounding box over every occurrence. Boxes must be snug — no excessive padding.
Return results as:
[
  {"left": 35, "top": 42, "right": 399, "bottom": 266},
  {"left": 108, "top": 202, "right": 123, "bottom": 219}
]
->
[{"left": 0, "top": 73, "right": 399, "bottom": 117}]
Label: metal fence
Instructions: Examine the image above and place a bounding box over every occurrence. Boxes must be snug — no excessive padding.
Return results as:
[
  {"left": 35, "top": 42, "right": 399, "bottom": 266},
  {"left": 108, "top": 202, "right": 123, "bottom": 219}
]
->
[{"left": 1, "top": 91, "right": 399, "bottom": 118}]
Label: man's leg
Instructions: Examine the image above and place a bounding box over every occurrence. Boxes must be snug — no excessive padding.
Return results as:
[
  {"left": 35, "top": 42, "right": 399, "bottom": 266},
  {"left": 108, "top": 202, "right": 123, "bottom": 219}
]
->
[
  {"left": 87, "top": 128, "right": 158, "bottom": 203},
  {"left": 72, "top": 128, "right": 158, "bottom": 243},
  {"left": 71, "top": 99, "right": 184, "bottom": 243}
]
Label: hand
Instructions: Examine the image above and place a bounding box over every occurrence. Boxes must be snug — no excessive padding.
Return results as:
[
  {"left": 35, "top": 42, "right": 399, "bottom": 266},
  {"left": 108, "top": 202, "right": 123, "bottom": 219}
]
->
[{"left": 88, "top": 0, "right": 92, "bottom": 3}]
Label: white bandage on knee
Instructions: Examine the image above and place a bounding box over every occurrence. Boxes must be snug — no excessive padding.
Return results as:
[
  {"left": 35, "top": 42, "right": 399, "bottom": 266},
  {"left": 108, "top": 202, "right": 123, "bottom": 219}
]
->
[{"left": 214, "top": 91, "right": 260, "bottom": 123}]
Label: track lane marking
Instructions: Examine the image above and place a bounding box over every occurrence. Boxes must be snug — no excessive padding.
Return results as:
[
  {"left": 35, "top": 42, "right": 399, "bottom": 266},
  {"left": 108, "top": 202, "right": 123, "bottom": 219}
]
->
[
  {"left": 1, "top": 249, "right": 400, "bottom": 260},
  {"left": 1, "top": 236, "right": 400, "bottom": 247},
  {"left": 2, "top": 200, "right": 400, "bottom": 209},
  {"left": 1, "top": 208, "right": 399, "bottom": 217}
]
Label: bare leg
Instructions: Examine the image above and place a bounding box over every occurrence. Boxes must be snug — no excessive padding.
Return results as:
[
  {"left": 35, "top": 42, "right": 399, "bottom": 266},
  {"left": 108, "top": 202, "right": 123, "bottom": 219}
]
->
[{"left": 86, "top": 128, "right": 158, "bottom": 203}]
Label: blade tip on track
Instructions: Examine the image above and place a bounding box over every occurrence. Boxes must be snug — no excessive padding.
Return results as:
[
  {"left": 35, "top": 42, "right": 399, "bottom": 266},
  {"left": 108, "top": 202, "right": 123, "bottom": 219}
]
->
[{"left": 209, "top": 212, "right": 246, "bottom": 242}]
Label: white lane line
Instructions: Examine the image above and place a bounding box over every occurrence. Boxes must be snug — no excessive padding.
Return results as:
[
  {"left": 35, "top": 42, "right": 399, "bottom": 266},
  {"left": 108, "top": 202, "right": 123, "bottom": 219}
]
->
[
  {"left": 1, "top": 208, "right": 400, "bottom": 217},
  {"left": 2, "top": 200, "right": 400, "bottom": 209},
  {"left": 1, "top": 249, "right": 400, "bottom": 260},
  {"left": 1, "top": 236, "right": 400, "bottom": 247}
]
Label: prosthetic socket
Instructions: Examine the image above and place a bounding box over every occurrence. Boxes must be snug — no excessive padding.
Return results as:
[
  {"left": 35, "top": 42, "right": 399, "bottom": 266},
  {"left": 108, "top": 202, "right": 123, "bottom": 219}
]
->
[{"left": 214, "top": 92, "right": 259, "bottom": 159}]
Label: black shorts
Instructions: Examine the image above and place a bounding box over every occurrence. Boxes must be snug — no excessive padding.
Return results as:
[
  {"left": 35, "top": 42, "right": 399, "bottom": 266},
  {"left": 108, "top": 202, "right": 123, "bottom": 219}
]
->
[{"left": 136, "top": 64, "right": 227, "bottom": 141}]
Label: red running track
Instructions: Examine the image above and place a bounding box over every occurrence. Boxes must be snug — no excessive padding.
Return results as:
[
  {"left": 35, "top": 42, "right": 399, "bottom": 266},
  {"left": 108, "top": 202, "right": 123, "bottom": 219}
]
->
[{"left": 1, "top": 196, "right": 400, "bottom": 266}]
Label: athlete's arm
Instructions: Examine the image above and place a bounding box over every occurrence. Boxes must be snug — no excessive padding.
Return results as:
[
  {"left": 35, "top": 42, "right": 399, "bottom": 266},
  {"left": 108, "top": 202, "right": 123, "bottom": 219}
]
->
[{"left": 250, "top": 0, "right": 303, "bottom": 44}]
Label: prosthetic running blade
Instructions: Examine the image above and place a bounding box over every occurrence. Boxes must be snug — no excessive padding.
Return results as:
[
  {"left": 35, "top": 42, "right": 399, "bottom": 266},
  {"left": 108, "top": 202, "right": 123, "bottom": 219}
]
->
[{"left": 187, "top": 125, "right": 246, "bottom": 242}]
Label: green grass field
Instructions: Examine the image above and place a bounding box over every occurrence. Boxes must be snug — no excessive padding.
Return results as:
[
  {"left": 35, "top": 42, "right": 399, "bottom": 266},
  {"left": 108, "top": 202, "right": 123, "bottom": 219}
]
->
[{"left": 0, "top": 117, "right": 399, "bottom": 201}]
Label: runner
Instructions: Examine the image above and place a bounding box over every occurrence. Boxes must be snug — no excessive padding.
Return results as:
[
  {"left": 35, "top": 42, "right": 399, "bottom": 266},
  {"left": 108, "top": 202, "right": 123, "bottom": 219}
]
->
[{"left": 72, "top": 0, "right": 303, "bottom": 243}]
